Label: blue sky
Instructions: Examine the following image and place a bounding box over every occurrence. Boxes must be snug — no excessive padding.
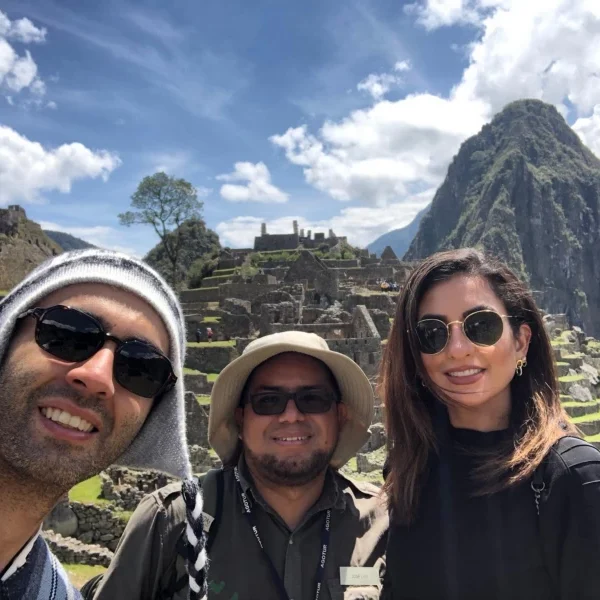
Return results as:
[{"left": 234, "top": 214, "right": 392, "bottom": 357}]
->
[{"left": 1, "top": 0, "right": 600, "bottom": 255}]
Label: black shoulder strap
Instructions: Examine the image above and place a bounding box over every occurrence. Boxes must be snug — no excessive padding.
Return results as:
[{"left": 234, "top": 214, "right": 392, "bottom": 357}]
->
[
  {"left": 164, "top": 469, "right": 225, "bottom": 598},
  {"left": 207, "top": 467, "right": 224, "bottom": 554},
  {"left": 531, "top": 436, "right": 600, "bottom": 516},
  {"left": 553, "top": 435, "right": 600, "bottom": 469}
]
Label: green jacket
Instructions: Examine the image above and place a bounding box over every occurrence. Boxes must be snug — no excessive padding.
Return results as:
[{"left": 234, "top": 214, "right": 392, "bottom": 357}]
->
[{"left": 93, "top": 459, "right": 388, "bottom": 600}]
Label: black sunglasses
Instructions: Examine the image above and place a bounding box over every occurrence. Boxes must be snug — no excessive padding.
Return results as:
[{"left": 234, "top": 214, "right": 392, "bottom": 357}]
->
[
  {"left": 245, "top": 388, "right": 338, "bottom": 416},
  {"left": 18, "top": 305, "right": 177, "bottom": 399},
  {"left": 415, "top": 310, "right": 514, "bottom": 355}
]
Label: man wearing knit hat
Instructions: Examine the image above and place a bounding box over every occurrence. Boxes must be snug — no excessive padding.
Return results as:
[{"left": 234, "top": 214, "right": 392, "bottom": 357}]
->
[
  {"left": 93, "top": 331, "right": 389, "bottom": 600},
  {"left": 0, "top": 249, "right": 206, "bottom": 600}
]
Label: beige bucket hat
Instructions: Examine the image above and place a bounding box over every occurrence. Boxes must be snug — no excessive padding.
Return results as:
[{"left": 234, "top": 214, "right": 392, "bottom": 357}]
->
[{"left": 208, "top": 331, "right": 375, "bottom": 469}]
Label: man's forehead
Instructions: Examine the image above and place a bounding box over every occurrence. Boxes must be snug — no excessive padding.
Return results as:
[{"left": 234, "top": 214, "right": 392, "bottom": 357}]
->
[{"left": 248, "top": 353, "right": 334, "bottom": 387}]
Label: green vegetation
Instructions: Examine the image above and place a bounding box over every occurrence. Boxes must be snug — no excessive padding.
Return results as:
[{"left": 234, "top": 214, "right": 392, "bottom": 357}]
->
[
  {"left": 586, "top": 432, "right": 600, "bottom": 443},
  {"left": 62, "top": 564, "right": 106, "bottom": 589},
  {"left": 202, "top": 316, "right": 221, "bottom": 323},
  {"left": 207, "top": 373, "right": 219, "bottom": 383},
  {"left": 120, "top": 173, "right": 207, "bottom": 288},
  {"left": 571, "top": 411, "right": 600, "bottom": 424},
  {"left": 197, "top": 395, "right": 211, "bottom": 405},
  {"left": 115, "top": 510, "right": 134, "bottom": 522},
  {"left": 69, "top": 476, "right": 111, "bottom": 507},
  {"left": 558, "top": 374, "right": 587, "bottom": 383},
  {"left": 212, "top": 268, "right": 236, "bottom": 276},
  {"left": 561, "top": 400, "right": 600, "bottom": 408},
  {"left": 183, "top": 367, "right": 202, "bottom": 375}
]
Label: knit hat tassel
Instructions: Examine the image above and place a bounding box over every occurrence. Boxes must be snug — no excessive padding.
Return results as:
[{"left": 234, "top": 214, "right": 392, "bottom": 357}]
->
[{"left": 182, "top": 478, "right": 208, "bottom": 600}]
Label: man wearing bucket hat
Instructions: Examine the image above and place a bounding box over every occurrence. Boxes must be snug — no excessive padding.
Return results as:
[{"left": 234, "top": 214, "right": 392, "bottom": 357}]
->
[
  {"left": 0, "top": 249, "right": 207, "bottom": 600},
  {"left": 93, "top": 331, "right": 389, "bottom": 600}
]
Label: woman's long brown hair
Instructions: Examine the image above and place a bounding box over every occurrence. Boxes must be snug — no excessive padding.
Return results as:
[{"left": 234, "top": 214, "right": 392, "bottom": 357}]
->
[{"left": 380, "top": 248, "right": 576, "bottom": 524}]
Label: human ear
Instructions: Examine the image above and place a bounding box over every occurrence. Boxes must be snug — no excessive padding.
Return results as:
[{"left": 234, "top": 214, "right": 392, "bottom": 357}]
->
[
  {"left": 515, "top": 323, "right": 532, "bottom": 357},
  {"left": 336, "top": 402, "right": 348, "bottom": 428}
]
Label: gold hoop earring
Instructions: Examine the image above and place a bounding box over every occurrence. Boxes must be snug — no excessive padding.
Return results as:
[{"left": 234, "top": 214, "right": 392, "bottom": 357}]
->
[{"left": 515, "top": 358, "right": 527, "bottom": 377}]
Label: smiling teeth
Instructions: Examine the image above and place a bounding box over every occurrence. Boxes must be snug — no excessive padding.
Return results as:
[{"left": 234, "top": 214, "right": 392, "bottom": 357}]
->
[
  {"left": 449, "top": 368, "right": 483, "bottom": 377},
  {"left": 278, "top": 436, "right": 308, "bottom": 442},
  {"left": 41, "top": 407, "right": 94, "bottom": 432}
]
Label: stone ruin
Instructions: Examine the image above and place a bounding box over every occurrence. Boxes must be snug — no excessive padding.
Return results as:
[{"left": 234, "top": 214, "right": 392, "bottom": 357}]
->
[{"left": 42, "top": 225, "right": 415, "bottom": 569}]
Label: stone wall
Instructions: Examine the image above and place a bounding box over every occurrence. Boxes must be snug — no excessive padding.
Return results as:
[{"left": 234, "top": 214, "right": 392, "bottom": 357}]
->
[
  {"left": 344, "top": 293, "right": 397, "bottom": 316},
  {"left": 327, "top": 337, "right": 382, "bottom": 378},
  {"left": 352, "top": 305, "right": 380, "bottom": 338},
  {"left": 321, "top": 259, "right": 360, "bottom": 268},
  {"left": 184, "top": 372, "right": 213, "bottom": 395},
  {"left": 101, "top": 466, "right": 175, "bottom": 512},
  {"left": 260, "top": 302, "right": 297, "bottom": 336},
  {"left": 221, "top": 311, "right": 254, "bottom": 338},
  {"left": 185, "top": 345, "right": 238, "bottom": 373},
  {"left": 185, "top": 391, "right": 210, "bottom": 447},
  {"left": 219, "top": 283, "right": 281, "bottom": 303},
  {"left": 68, "top": 502, "right": 127, "bottom": 550},
  {"left": 369, "top": 309, "right": 392, "bottom": 339},
  {"left": 180, "top": 287, "right": 220, "bottom": 303},
  {"left": 315, "top": 269, "right": 340, "bottom": 302},
  {"left": 284, "top": 251, "right": 329, "bottom": 288},
  {"left": 254, "top": 233, "right": 299, "bottom": 251},
  {"left": 43, "top": 531, "right": 113, "bottom": 567}
]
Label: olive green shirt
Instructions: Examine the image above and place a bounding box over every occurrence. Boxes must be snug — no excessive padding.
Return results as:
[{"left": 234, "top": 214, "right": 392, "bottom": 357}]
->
[{"left": 93, "top": 458, "right": 388, "bottom": 600}]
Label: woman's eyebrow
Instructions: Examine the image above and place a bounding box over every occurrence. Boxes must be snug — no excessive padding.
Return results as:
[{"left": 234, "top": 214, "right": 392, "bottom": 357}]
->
[{"left": 419, "top": 305, "right": 496, "bottom": 321}]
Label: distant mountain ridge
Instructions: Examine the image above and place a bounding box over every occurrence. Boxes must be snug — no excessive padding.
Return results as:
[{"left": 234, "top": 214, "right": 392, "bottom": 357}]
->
[
  {"left": 0, "top": 206, "right": 62, "bottom": 290},
  {"left": 367, "top": 206, "right": 428, "bottom": 257},
  {"left": 406, "top": 98, "right": 600, "bottom": 335},
  {"left": 44, "top": 230, "right": 95, "bottom": 251}
]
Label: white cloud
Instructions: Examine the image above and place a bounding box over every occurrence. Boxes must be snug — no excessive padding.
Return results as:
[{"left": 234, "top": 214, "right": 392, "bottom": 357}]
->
[
  {"left": 272, "top": 0, "right": 600, "bottom": 219},
  {"left": 38, "top": 221, "right": 139, "bottom": 256},
  {"left": 357, "top": 60, "right": 412, "bottom": 100},
  {"left": 394, "top": 60, "right": 412, "bottom": 72},
  {"left": 0, "top": 125, "right": 121, "bottom": 205},
  {"left": 0, "top": 11, "right": 47, "bottom": 104},
  {"left": 572, "top": 106, "right": 600, "bottom": 157},
  {"left": 217, "top": 162, "right": 289, "bottom": 203},
  {"left": 215, "top": 188, "right": 433, "bottom": 248},
  {"left": 271, "top": 96, "right": 486, "bottom": 207},
  {"left": 357, "top": 73, "right": 401, "bottom": 101},
  {"left": 404, "top": 0, "right": 488, "bottom": 30}
]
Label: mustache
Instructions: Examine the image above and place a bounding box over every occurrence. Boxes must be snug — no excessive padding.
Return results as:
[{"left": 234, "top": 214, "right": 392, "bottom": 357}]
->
[{"left": 32, "top": 382, "right": 113, "bottom": 431}]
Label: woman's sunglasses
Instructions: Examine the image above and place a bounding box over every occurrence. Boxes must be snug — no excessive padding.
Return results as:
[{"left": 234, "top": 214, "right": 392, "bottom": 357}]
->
[
  {"left": 17, "top": 305, "right": 177, "bottom": 399},
  {"left": 415, "top": 310, "right": 514, "bottom": 355},
  {"left": 245, "top": 388, "right": 337, "bottom": 416}
]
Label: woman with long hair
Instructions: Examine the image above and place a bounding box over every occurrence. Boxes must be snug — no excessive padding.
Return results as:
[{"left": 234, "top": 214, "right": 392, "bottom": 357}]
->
[{"left": 380, "top": 248, "right": 600, "bottom": 600}]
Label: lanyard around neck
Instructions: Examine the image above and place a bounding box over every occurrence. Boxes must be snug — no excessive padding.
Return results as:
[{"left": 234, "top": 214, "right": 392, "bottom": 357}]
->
[{"left": 234, "top": 466, "right": 331, "bottom": 600}]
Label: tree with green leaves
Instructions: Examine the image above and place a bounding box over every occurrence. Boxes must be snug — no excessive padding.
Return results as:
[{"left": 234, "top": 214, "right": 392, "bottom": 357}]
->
[{"left": 119, "top": 172, "right": 203, "bottom": 288}]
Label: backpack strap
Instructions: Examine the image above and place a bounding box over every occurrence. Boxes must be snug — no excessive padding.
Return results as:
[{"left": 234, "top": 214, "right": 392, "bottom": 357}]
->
[
  {"left": 162, "top": 468, "right": 225, "bottom": 599},
  {"left": 531, "top": 436, "right": 600, "bottom": 516}
]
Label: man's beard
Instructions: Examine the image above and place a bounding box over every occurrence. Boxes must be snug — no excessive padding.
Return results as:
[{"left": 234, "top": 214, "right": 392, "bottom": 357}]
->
[
  {"left": 0, "top": 361, "right": 142, "bottom": 491},
  {"left": 244, "top": 445, "right": 334, "bottom": 487}
]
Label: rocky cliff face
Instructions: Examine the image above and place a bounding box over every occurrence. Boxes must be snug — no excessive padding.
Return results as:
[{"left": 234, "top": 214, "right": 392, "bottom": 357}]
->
[
  {"left": 405, "top": 99, "right": 600, "bottom": 335},
  {"left": 0, "top": 206, "right": 62, "bottom": 290}
]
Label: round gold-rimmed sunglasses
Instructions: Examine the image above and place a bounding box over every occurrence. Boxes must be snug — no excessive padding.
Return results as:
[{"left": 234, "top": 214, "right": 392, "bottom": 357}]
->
[{"left": 415, "top": 310, "right": 514, "bottom": 355}]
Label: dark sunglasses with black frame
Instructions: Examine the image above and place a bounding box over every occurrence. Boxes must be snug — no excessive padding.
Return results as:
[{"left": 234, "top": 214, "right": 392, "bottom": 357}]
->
[
  {"left": 415, "top": 309, "right": 517, "bottom": 355},
  {"left": 243, "top": 387, "right": 340, "bottom": 416},
  {"left": 17, "top": 304, "right": 177, "bottom": 399}
]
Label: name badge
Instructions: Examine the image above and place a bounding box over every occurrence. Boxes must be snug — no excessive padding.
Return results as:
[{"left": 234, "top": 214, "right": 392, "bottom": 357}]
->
[
  {"left": 340, "top": 567, "right": 380, "bottom": 586},
  {"left": 202, "top": 512, "right": 214, "bottom": 533}
]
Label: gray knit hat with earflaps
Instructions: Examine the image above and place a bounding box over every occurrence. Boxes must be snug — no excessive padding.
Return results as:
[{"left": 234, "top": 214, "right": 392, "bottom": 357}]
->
[{"left": 0, "top": 249, "right": 207, "bottom": 600}]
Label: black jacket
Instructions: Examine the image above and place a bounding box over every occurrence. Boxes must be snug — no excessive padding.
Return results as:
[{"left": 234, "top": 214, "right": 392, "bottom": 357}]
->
[{"left": 383, "top": 432, "right": 600, "bottom": 600}]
